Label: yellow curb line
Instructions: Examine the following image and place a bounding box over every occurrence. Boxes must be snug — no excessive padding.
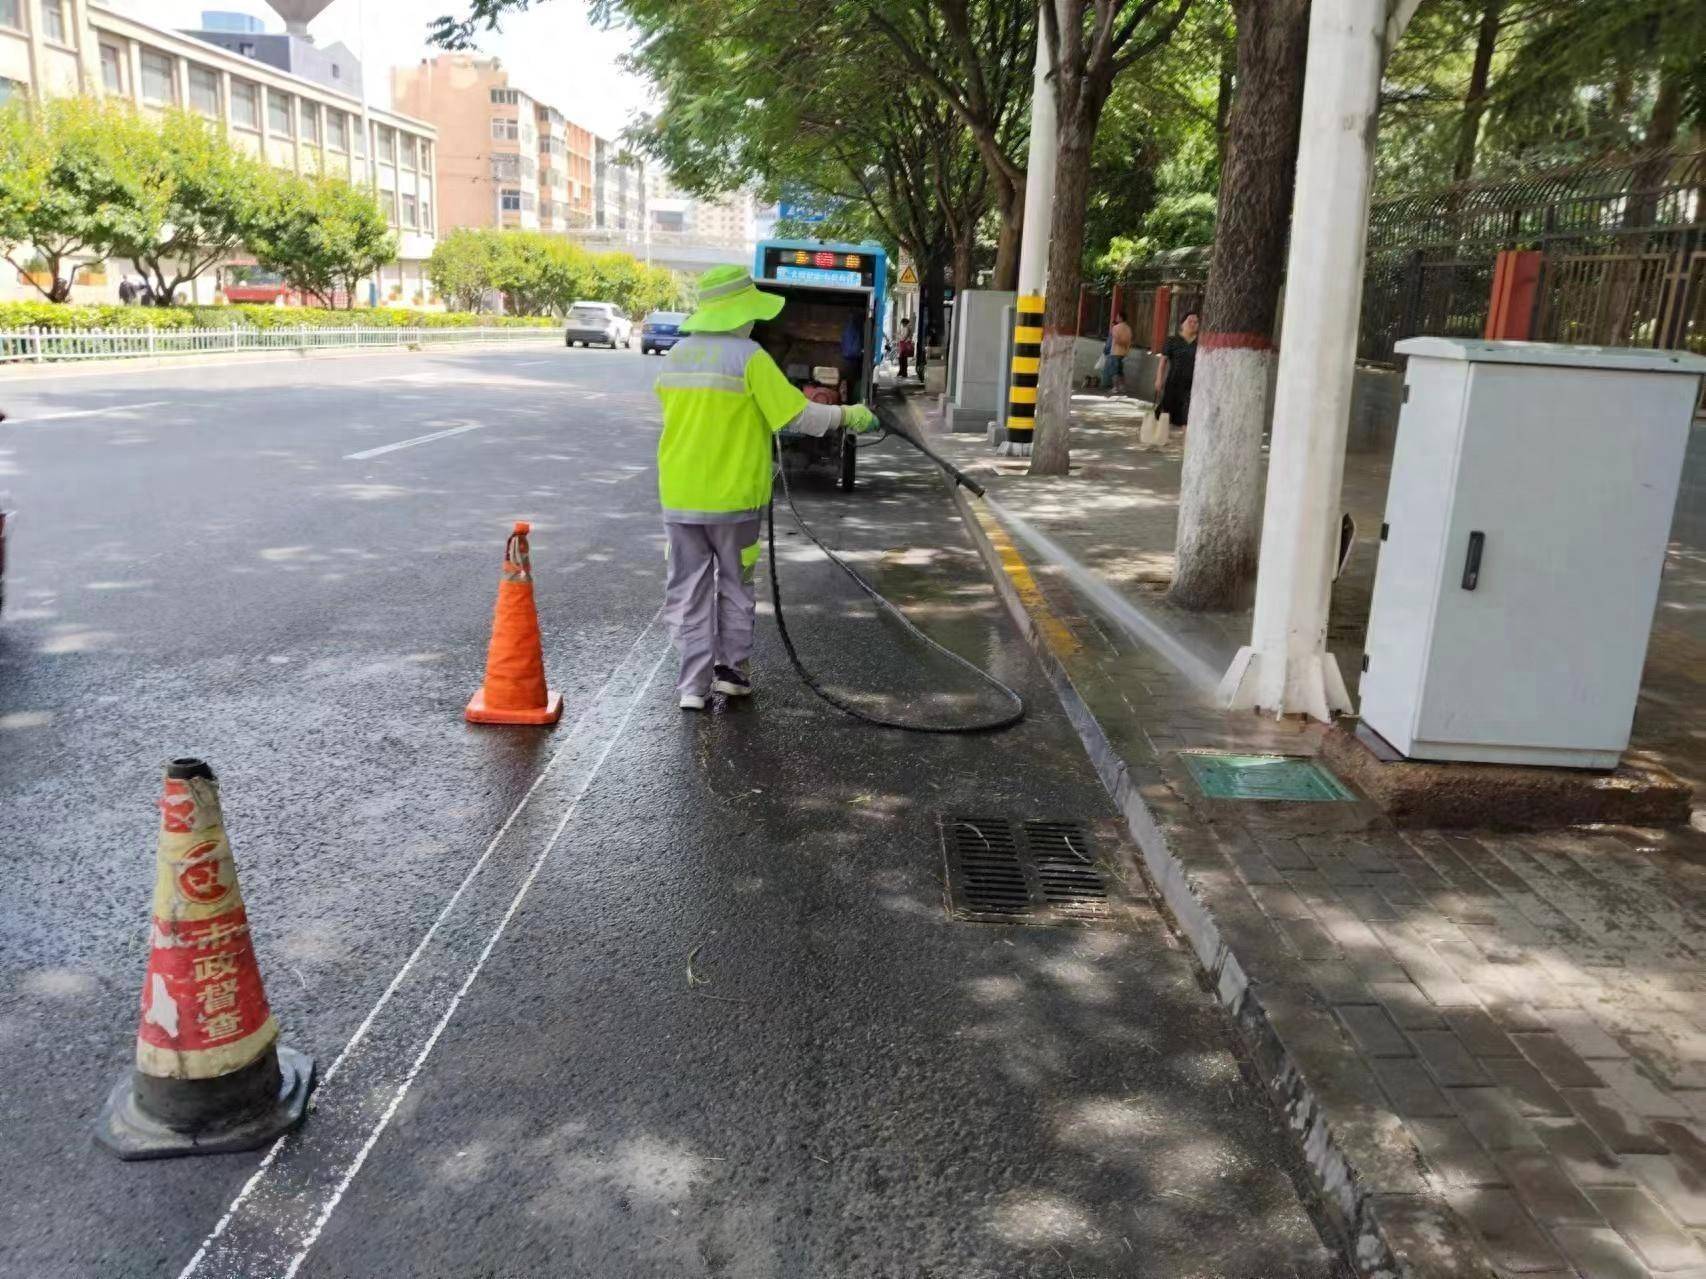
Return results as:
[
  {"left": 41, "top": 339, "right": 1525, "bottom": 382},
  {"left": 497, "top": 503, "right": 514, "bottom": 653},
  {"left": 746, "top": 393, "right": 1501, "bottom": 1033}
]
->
[{"left": 963, "top": 501, "right": 1083, "bottom": 659}]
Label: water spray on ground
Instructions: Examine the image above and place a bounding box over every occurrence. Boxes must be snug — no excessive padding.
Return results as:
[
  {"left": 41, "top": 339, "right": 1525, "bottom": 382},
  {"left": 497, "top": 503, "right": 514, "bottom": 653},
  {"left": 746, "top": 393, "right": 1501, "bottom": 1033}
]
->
[{"left": 982, "top": 497, "right": 1225, "bottom": 699}]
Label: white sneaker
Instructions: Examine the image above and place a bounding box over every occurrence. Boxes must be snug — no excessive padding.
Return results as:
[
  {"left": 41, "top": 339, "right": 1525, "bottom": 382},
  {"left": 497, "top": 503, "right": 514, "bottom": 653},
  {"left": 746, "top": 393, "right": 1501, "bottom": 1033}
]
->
[{"left": 678, "top": 693, "right": 707, "bottom": 711}]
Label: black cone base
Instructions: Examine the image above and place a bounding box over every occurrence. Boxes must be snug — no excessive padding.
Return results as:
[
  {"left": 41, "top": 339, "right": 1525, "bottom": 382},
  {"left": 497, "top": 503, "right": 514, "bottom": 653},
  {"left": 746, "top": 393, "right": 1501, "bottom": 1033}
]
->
[{"left": 95, "top": 1045, "right": 314, "bottom": 1161}]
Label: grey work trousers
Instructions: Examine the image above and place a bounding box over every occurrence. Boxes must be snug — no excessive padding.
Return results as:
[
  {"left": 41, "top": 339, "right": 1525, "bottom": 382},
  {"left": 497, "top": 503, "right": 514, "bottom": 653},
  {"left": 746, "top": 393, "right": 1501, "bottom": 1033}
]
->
[{"left": 662, "top": 518, "right": 762, "bottom": 695}]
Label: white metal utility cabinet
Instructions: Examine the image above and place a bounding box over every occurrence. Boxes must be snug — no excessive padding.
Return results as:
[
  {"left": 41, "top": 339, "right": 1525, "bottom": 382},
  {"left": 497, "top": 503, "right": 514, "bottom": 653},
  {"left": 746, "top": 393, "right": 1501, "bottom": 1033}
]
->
[{"left": 1359, "top": 338, "right": 1706, "bottom": 770}]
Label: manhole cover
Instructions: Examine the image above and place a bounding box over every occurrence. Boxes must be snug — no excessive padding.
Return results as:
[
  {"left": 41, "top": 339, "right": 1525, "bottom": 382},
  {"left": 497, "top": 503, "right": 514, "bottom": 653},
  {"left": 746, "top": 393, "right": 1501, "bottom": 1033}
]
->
[
  {"left": 941, "top": 816, "right": 1112, "bottom": 924},
  {"left": 1182, "top": 752, "right": 1355, "bottom": 802}
]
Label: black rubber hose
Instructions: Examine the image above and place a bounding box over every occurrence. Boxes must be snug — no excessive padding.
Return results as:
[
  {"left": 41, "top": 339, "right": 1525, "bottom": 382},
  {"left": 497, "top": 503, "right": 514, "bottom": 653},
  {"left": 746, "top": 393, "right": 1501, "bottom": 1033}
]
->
[{"left": 766, "top": 432, "right": 1024, "bottom": 734}]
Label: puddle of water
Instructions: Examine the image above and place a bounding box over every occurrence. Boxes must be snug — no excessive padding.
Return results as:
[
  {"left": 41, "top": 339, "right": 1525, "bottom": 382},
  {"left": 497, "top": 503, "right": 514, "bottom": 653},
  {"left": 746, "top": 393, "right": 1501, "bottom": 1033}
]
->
[{"left": 983, "top": 497, "right": 1223, "bottom": 698}]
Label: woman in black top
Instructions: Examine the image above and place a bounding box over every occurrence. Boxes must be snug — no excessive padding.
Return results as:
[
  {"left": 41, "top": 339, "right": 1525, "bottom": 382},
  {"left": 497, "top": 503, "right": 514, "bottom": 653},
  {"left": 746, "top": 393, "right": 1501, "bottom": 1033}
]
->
[{"left": 1154, "top": 310, "right": 1200, "bottom": 427}]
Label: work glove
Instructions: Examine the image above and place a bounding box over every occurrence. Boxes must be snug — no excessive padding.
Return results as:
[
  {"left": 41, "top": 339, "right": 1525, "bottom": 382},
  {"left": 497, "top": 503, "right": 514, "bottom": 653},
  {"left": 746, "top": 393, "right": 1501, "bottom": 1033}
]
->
[{"left": 843, "top": 404, "right": 878, "bottom": 434}]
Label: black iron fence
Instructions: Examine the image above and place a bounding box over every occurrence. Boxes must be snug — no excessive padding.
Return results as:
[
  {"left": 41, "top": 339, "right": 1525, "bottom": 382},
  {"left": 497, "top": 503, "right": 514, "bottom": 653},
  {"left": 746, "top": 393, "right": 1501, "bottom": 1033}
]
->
[
  {"left": 1091, "top": 151, "right": 1704, "bottom": 366},
  {"left": 1362, "top": 150, "right": 1703, "bottom": 362}
]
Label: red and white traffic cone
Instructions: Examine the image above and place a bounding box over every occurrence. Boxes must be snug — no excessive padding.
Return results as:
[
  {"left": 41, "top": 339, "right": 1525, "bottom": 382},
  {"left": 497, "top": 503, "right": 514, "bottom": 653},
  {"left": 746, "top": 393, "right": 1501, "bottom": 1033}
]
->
[{"left": 96, "top": 758, "right": 313, "bottom": 1160}]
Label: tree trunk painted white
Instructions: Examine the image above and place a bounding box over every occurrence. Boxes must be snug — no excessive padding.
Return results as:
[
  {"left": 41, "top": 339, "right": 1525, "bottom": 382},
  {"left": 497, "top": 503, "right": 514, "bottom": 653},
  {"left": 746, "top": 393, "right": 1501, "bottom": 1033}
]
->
[
  {"left": 1168, "top": 0, "right": 1309, "bottom": 612},
  {"left": 1172, "top": 344, "right": 1272, "bottom": 607},
  {"left": 1220, "top": 0, "right": 1404, "bottom": 720}
]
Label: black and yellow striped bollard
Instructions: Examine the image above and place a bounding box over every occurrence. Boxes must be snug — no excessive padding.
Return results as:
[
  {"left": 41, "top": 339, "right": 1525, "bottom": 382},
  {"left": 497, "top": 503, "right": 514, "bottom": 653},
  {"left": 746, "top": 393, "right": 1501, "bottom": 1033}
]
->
[{"left": 1004, "top": 293, "right": 1044, "bottom": 454}]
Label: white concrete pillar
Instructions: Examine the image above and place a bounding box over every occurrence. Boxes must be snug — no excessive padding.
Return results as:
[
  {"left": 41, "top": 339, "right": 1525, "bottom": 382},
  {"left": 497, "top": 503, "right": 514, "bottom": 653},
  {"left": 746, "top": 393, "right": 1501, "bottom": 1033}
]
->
[
  {"left": 997, "top": 20, "right": 1058, "bottom": 456},
  {"left": 1219, "top": 0, "right": 1407, "bottom": 721}
]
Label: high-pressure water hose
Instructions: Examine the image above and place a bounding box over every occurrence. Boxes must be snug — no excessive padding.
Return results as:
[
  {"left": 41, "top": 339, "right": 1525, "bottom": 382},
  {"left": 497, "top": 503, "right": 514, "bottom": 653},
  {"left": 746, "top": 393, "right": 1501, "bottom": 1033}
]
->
[{"left": 765, "top": 395, "right": 1024, "bottom": 733}]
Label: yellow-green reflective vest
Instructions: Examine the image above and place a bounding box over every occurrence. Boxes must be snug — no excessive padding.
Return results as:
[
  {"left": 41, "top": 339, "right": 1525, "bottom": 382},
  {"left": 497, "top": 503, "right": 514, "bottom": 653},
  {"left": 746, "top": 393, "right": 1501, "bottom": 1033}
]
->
[{"left": 654, "top": 334, "right": 808, "bottom": 521}]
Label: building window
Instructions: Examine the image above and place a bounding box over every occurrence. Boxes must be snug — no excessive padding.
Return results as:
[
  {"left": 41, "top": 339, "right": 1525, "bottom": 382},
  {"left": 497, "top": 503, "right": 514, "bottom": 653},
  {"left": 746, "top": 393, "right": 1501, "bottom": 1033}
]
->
[
  {"left": 299, "top": 101, "right": 319, "bottom": 145},
  {"left": 377, "top": 125, "right": 395, "bottom": 164},
  {"left": 0, "top": 1, "right": 19, "bottom": 31},
  {"left": 419, "top": 143, "right": 432, "bottom": 175},
  {"left": 0, "top": 77, "right": 21, "bottom": 104},
  {"left": 398, "top": 135, "right": 416, "bottom": 171},
  {"left": 500, "top": 188, "right": 521, "bottom": 212},
  {"left": 420, "top": 185, "right": 432, "bottom": 230},
  {"left": 188, "top": 66, "right": 219, "bottom": 118},
  {"left": 40, "top": 0, "right": 66, "bottom": 44},
  {"left": 489, "top": 87, "right": 519, "bottom": 105},
  {"left": 140, "top": 50, "right": 176, "bottom": 105},
  {"left": 230, "top": 79, "right": 259, "bottom": 129},
  {"left": 267, "top": 89, "right": 292, "bottom": 138},
  {"left": 327, "top": 110, "right": 347, "bottom": 151},
  {"left": 491, "top": 117, "right": 518, "bottom": 142},
  {"left": 382, "top": 187, "right": 397, "bottom": 222},
  {"left": 401, "top": 193, "right": 416, "bottom": 229},
  {"left": 99, "top": 42, "right": 124, "bottom": 93}
]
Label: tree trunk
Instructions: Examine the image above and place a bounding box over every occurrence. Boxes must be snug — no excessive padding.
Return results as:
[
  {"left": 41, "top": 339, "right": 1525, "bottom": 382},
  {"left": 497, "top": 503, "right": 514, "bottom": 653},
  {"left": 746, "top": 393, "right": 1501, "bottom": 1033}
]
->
[
  {"left": 922, "top": 247, "right": 948, "bottom": 362},
  {"left": 1168, "top": 0, "right": 1310, "bottom": 612},
  {"left": 953, "top": 229, "right": 976, "bottom": 300},
  {"left": 1029, "top": 106, "right": 1094, "bottom": 477},
  {"left": 1215, "top": 36, "right": 1236, "bottom": 176},
  {"left": 1451, "top": 0, "right": 1500, "bottom": 184},
  {"left": 991, "top": 177, "right": 1023, "bottom": 291}
]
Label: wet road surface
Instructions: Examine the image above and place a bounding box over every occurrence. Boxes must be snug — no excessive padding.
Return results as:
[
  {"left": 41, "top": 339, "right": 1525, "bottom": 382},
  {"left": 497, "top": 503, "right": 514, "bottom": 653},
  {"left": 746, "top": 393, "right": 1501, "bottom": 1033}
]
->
[{"left": 0, "top": 347, "right": 1350, "bottom": 1278}]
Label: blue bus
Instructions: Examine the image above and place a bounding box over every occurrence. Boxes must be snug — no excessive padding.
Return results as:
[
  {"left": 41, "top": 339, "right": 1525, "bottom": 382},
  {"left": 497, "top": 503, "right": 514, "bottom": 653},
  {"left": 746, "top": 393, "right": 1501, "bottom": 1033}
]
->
[{"left": 751, "top": 239, "right": 889, "bottom": 491}]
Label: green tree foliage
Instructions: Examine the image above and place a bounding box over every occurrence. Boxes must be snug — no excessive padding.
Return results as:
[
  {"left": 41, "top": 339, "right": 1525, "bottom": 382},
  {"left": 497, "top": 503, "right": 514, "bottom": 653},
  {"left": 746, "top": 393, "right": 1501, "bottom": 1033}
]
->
[
  {"left": 0, "top": 95, "right": 410, "bottom": 308},
  {"left": 249, "top": 171, "right": 396, "bottom": 308},
  {"left": 427, "top": 227, "right": 499, "bottom": 311},
  {"left": 112, "top": 109, "right": 264, "bottom": 305},
  {"left": 1379, "top": 0, "right": 1705, "bottom": 194},
  {"left": 0, "top": 95, "right": 147, "bottom": 302},
  {"left": 427, "top": 228, "right": 686, "bottom": 317}
]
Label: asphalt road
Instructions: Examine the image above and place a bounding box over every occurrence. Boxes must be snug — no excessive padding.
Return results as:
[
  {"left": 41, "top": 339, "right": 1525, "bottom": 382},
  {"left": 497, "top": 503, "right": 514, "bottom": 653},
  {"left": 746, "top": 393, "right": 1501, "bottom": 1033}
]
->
[{"left": 0, "top": 344, "right": 1351, "bottom": 1279}]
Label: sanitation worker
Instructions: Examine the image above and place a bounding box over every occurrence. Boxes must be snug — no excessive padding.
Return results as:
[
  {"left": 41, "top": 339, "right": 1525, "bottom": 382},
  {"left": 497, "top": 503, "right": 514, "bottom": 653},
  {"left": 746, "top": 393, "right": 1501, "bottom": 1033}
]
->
[{"left": 655, "top": 264, "right": 878, "bottom": 710}]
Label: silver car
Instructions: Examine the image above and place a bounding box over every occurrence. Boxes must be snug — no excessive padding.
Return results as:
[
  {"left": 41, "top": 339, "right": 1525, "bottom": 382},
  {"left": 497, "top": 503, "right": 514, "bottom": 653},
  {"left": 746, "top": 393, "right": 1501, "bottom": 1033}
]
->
[{"left": 564, "top": 301, "right": 633, "bottom": 349}]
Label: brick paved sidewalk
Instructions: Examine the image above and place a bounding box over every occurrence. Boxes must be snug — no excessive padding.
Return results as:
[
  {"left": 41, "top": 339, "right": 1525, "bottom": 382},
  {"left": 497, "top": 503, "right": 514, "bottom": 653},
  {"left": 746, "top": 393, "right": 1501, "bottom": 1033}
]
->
[{"left": 912, "top": 390, "right": 1706, "bottom": 1279}]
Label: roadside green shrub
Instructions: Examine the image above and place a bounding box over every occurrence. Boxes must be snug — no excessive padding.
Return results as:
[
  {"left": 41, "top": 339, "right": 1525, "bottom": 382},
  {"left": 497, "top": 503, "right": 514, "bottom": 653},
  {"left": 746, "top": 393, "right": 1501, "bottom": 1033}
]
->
[{"left": 0, "top": 301, "right": 557, "bottom": 331}]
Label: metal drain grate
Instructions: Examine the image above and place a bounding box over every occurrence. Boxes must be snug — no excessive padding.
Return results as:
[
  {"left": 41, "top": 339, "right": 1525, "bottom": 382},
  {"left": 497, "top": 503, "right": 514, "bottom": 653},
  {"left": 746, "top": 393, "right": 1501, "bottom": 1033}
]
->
[
  {"left": 942, "top": 816, "right": 1111, "bottom": 924},
  {"left": 1182, "top": 752, "right": 1355, "bottom": 803}
]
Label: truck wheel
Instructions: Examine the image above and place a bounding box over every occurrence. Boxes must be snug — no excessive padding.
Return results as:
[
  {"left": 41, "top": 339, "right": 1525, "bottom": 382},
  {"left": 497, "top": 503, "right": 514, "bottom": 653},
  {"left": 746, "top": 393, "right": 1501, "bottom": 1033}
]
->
[{"left": 839, "top": 431, "right": 857, "bottom": 492}]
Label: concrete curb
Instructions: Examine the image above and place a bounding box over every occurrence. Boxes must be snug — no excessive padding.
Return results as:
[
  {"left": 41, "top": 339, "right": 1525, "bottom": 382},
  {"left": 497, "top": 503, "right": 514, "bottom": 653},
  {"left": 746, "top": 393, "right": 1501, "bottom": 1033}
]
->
[
  {"left": 0, "top": 335, "right": 563, "bottom": 384},
  {"left": 919, "top": 409, "right": 1484, "bottom": 1279}
]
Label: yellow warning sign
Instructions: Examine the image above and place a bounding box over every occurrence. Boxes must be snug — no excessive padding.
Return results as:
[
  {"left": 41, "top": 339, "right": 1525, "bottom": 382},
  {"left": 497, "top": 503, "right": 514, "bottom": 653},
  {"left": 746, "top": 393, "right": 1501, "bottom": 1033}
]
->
[{"left": 896, "top": 263, "right": 919, "bottom": 287}]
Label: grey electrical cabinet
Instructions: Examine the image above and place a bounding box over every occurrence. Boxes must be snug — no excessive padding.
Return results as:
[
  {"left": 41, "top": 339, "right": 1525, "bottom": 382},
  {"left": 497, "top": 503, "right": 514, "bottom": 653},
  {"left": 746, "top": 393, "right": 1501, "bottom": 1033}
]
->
[{"left": 1359, "top": 338, "right": 1706, "bottom": 770}]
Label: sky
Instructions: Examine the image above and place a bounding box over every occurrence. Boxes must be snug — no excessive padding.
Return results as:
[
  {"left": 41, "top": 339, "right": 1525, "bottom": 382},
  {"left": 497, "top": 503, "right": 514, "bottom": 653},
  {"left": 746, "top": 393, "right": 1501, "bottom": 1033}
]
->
[{"left": 122, "top": 0, "right": 656, "bottom": 139}]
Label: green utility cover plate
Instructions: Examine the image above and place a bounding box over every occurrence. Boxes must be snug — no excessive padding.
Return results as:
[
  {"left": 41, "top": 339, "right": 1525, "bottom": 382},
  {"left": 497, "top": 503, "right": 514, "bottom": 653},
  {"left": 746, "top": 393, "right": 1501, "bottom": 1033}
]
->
[{"left": 1182, "top": 752, "right": 1355, "bottom": 803}]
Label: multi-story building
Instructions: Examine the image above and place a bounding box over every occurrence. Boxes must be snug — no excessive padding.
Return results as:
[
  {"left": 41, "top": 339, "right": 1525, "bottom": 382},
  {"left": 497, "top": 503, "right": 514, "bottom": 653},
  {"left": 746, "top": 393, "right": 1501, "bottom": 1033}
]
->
[
  {"left": 644, "top": 171, "right": 754, "bottom": 250},
  {"left": 400, "top": 54, "right": 665, "bottom": 249},
  {"left": 0, "top": 2, "right": 439, "bottom": 306},
  {"left": 593, "top": 135, "right": 646, "bottom": 234},
  {"left": 395, "top": 55, "right": 549, "bottom": 233}
]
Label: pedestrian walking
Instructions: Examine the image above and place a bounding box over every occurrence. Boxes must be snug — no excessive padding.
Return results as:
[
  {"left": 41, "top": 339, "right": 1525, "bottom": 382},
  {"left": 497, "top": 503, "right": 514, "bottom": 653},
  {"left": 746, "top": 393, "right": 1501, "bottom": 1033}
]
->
[
  {"left": 1101, "top": 311, "right": 1134, "bottom": 394},
  {"left": 896, "top": 319, "right": 915, "bottom": 380},
  {"left": 1154, "top": 310, "right": 1200, "bottom": 429},
  {"left": 117, "top": 278, "right": 135, "bottom": 306},
  {"left": 654, "top": 264, "right": 877, "bottom": 711}
]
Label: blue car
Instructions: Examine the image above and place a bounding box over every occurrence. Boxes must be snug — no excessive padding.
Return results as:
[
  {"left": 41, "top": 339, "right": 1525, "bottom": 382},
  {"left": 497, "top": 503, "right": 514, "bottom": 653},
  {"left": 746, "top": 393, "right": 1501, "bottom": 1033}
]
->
[{"left": 639, "top": 311, "right": 687, "bottom": 355}]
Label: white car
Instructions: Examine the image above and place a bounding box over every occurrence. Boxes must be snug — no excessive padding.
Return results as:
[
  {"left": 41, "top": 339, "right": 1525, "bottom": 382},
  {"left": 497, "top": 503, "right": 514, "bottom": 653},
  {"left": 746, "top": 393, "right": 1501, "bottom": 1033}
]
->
[{"left": 564, "top": 301, "right": 633, "bottom": 349}]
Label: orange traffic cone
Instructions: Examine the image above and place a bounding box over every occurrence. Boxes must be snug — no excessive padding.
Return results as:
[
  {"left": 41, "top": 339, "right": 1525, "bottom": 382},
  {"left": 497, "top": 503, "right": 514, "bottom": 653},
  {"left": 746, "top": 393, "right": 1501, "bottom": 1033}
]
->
[
  {"left": 96, "top": 759, "right": 313, "bottom": 1159},
  {"left": 465, "top": 521, "right": 563, "bottom": 725}
]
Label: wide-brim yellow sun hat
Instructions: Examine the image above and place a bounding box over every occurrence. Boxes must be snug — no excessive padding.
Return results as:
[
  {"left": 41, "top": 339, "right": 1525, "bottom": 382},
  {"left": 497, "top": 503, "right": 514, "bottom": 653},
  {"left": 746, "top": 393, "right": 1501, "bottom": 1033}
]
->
[{"left": 678, "top": 264, "right": 786, "bottom": 333}]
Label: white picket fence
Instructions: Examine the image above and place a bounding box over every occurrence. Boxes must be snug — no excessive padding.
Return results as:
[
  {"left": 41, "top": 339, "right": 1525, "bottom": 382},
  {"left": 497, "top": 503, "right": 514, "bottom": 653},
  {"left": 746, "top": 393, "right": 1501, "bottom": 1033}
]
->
[{"left": 0, "top": 324, "right": 562, "bottom": 364}]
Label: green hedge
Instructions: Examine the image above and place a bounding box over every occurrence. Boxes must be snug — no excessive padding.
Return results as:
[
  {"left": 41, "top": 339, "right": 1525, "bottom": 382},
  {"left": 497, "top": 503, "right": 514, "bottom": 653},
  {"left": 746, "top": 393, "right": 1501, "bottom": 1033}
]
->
[{"left": 0, "top": 302, "right": 559, "bottom": 331}]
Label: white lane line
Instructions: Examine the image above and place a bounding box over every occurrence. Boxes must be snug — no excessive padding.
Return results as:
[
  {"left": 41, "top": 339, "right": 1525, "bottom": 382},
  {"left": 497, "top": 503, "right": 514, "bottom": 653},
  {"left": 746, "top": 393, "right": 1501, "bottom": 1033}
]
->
[
  {"left": 175, "top": 614, "right": 667, "bottom": 1279},
  {"left": 344, "top": 420, "right": 485, "bottom": 460},
  {"left": 7, "top": 400, "right": 169, "bottom": 424},
  {"left": 280, "top": 644, "right": 669, "bottom": 1278}
]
